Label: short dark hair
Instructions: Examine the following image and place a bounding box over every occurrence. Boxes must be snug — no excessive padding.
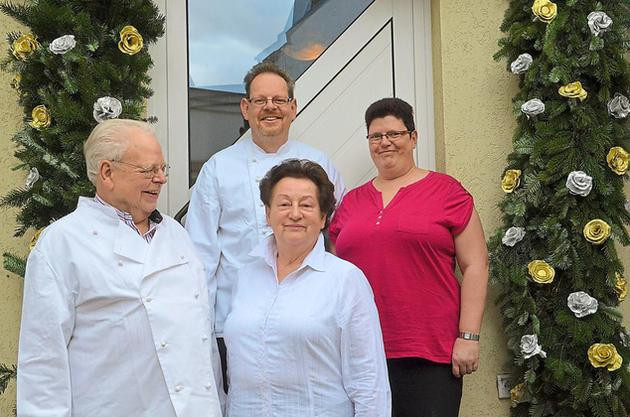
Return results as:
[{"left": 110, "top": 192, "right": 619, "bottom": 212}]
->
[
  {"left": 259, "top": 159, "right": 336, "bottom": 230},
  {"left": 365, "top": 97, "right": 415, "bottom": 132},
  {"left": 244, "top": 62, "right": 295, "bottom": 98}
]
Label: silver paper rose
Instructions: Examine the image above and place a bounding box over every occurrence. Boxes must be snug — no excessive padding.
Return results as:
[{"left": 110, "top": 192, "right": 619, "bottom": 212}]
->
[
  {"left": 565, "top": 171, "right": 593, "bottom": 197},
  {"left": 521, "top": 99, "right": 545, "bottom": 119},
  {"left": 520, "top": 334, "right": 546, "bottom": 359},
  {"left": 49, "top": 35, "right": 76, "bottom": 55},
  {"left": 608, "top": 93, "right": 630, "bottom": 119},
  {"left": 510, "top": 53, "right": 533, "bottom": 75},
  {"left": 567, "top": 291, "right": 598, "bottom": 318},
  {"left": 93, "top": 96, "right": 122, "bottom": 123},
  {"left": 502, "top": 226, "right": 525, "bottom": 247},
  {"left": 25, "top": 167, "right": 40, "bottom": 190},
  {"left": 587, "top": 11, "right": 612, "bottom": 37}
]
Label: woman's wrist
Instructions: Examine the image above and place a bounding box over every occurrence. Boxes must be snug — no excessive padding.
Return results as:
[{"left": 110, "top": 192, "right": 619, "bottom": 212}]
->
[{"left": 457, "top": 331, "right": 480, "bottom": 341}]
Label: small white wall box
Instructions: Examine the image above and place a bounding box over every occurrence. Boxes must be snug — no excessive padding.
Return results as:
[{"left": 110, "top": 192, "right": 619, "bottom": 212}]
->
[{"left": 496, "top": 374, "right": 512, "bottom": 399}]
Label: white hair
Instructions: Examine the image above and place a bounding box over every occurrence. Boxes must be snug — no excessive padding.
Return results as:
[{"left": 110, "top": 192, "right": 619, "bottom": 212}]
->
[{"left": 83, "top": 119, "right": 155, "bottom": 185}]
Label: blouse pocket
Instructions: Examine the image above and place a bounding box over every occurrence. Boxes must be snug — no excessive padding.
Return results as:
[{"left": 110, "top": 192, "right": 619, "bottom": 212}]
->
[{"left": 396, "top": 213, "right": 431, "bottom": 235}]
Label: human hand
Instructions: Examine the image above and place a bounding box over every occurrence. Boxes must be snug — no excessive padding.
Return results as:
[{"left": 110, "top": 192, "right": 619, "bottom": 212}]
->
[{"left": 451, "top": 338, "right": 480, "bottom": 378}]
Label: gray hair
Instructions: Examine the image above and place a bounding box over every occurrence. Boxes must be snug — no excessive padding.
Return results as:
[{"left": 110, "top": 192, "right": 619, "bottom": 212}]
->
[{"left": 83, "top": 119, "right": 155, "bottom": 185}]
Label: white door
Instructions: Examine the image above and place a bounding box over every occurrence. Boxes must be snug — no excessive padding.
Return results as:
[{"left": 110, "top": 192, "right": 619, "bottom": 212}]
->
[{"left": 149, "top": 0, "right": 434, "bottom": 215}]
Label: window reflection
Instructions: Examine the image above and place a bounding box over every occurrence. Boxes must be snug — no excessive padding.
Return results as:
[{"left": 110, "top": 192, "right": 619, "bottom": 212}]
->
[{"left": 188, "top": 0, "right": 374, "bottom": 185}]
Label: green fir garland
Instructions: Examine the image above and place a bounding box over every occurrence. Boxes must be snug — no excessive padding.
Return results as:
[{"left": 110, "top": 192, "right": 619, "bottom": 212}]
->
[
  {"left": 490, "top": 1, "right": 630, "bottom": 417},
  {"left": 0, "top": 0, "right": 164, "bottom": 406}
]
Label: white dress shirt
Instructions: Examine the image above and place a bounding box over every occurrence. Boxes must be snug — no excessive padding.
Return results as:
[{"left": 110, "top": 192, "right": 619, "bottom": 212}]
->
[
  {"left": 17, "top": 197, "right": 222, "bottom": 417},
  {"left": 223, "top": 234, "right": 390, "bottom": 417},
  {"left": 186, "top": 138, "right": 345, "bottom": 335}
]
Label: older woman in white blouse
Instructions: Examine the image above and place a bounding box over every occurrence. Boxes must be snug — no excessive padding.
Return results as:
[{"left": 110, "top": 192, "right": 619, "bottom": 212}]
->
[{"left": 223, "top": 159, "right": 390, "bottom": 417}]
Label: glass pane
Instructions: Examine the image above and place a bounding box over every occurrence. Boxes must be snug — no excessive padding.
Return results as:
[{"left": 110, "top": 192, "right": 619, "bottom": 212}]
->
[{"left": 187, "top": 0, "right": 375, "bottom": 185}]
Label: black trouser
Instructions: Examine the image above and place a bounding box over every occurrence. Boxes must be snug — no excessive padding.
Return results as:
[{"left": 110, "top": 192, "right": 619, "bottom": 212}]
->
[
  {"left": 387, "top": 357, "right": 462, "bottom": 417},
  {"left": 217, "top": 337, "right": 228, "bottom": 393}
]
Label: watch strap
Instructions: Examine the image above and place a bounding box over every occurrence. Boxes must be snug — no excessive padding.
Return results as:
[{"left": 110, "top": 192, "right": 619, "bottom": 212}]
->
[{"left": 458, "top": 331, "right": 480, "bottom": 341}]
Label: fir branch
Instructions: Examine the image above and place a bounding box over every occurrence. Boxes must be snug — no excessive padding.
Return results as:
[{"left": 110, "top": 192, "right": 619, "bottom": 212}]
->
[
  {"left": 2, "top": 252, "right": 25, "bottom": 277},
  {"left": 0, "top": 2, "right": 31, "bottom": 27},
  {"left": 0, "top": 363, "right": 16, "bottom": 395}
]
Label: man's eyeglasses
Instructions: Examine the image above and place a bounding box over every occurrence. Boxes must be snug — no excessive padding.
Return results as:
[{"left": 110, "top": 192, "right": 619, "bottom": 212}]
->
[
  {"left": 112, "top": 160, "right": 170, "bottom": 179},
  {"left": 246, "top": 96, "right": 294, "bottom": 107},
  {"left": 366, "top": 130, "right": 413, "bottom": 143}
]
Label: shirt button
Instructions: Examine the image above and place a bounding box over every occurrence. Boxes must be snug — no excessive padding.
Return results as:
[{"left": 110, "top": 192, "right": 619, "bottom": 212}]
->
[
  {"left": 145, "top": 297, "right": 153, "bottom": 303},
  {"left": 175, "top": 385, "right": 183, "bottom": 392},
  {"left": 251, "top": 158, "right": 257, "bottom": 163},
  {"left": 194, "top": 292, "right": 199, "bottom": 299},
  {"left": 92, "top": 230, "right": 98, "bottom": 235},
  {"left": 117, "top": 261, "right": 123, "bottom": 266},
  {"left": 180, "top": 255, "right": 185, "bottom": 260}
]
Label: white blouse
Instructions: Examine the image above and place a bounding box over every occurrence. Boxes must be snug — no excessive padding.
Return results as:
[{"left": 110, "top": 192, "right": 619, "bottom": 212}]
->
[{"left": 223, "top": 234, "right": 390, "bottom": 417}]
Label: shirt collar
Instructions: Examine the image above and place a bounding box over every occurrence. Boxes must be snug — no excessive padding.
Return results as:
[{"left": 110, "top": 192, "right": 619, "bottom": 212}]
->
[
  {"left": 93, "top": 194, "right": 160, "bottom": 238},
  {"left": 250, "top": 233, "right": 327, "bottom": 273},
  {"left": 248, "top": 137, "right": 293, "bottom": 157}
]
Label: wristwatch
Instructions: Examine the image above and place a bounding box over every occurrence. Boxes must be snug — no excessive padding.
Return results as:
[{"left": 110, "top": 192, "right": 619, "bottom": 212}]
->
[{"left": 458, "top": 331, "right": 480, "bottom": 341}]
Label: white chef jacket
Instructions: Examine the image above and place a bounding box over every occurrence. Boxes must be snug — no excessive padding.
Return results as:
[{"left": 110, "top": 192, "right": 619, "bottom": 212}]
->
[
  {"left": 17, "top": 197, "right": 222, "bottom": 417},
  {"left": 223, "top": 234, "right": 391, "bottom": 417},
  {"left": 185, "top": 138, "right": 345, "bottom": 335}
]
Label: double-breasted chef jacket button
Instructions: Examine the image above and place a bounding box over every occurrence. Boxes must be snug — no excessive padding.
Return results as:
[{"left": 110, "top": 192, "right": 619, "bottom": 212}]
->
[
  {"left": 160, "top": 341, "right": 168, "bottom": 348},
  {"left": 201, "top": 334, "right": 208, "bottom": 341},
  {"left": 194, "top": 292, "right": 199, "bottom": 299},
  {"left": 117, "top": 261, "right": 123, "bottom": 266},
  {"left": 175, "top": 385, "right": 183, "bottom": 392},
  {"left": 205, "top": 383, "right": 213, "bottom": 390},
  {"left": 145, "top": 297, "right": 153, "bottom": 303},
  {"left": 92, "top": 230, "right": 98, "bottom": 235}
]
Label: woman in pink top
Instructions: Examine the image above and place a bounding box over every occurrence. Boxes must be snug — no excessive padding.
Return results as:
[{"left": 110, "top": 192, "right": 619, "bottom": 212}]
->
[{"left": 329, "top": 98, "right": 489, "bottom": 417}]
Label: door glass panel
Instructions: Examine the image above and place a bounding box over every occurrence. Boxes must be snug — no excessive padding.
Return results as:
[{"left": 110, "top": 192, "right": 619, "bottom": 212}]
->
[{"left": 187, "top": 0, "right": 374, "bottom": 185}]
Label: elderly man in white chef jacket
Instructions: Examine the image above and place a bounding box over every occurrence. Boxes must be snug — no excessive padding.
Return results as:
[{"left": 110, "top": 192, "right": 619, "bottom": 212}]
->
[{"left": 17, "top": 119, "right": 223, "bottom": 417}]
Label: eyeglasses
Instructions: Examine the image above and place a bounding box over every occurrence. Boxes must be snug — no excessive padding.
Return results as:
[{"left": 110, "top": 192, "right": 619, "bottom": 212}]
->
[
  {"left": 366, "top": 130, "right": 413, "bottom": 143},
  {"left": 246, "top": 96, "right": 294, "bottom": 107},
  {"left": 112, "top": 160, "right": 170, "bottom": 179}
]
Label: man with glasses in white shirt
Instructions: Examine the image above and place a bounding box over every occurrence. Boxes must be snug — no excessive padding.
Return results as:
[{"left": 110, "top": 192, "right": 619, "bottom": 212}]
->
[
  {"left": 18, "top": 119, "right": 223, "bottom": 417},
  {"left": 186, "top": 62, "right": 345, "bottom": 388}
]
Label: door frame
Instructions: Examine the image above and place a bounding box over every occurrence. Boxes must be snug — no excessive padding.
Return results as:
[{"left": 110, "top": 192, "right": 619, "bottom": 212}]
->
[{"left": 148, "top": 0, "right": 435, "bottom": 215}]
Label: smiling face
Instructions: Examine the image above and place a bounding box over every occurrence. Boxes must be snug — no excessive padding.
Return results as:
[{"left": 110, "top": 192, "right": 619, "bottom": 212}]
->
[
  {"left": 241, "top": 72, "right": 297, "bottom": 146},
  {"left": 368, "top": 115, "right": 417, "bottom": 176},
  {"left": 104, "top": 128, "right": 167, "bottom": 222},
  {"left": 266, "top": 177, "right": 325, "bottom": 251}
]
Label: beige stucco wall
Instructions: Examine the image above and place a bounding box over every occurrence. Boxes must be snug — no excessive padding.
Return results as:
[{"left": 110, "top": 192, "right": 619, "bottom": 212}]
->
[{"left": 0, "top": 1, "right": 628, "bottom": 415}]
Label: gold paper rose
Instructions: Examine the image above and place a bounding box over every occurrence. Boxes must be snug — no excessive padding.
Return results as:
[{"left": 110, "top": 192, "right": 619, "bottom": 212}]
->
[
  {"left": 615, "top": 273, "right": 627, "bottom": 302},
  {"left": 528, "top": 260, "right": 555, "bottom": 284},
  {"left": 607, "top": 146, "right": 628, "bottom": 175},
  {"left": 531, "top": 0, "right": 557, "bottom": 23},
  {"left": 558, "top": 81, "right": 587, "bottom": 101},
  {"left": 587, "top": 343, "right": 623, "bottom": 371},
  {"left": 583, "top": 219, "right": 611, "bottom": 245},
  {"left": 11, "top": 33, "right": 40, "bottom": 60},
  {"left": 29, "top": 105, "right": 51, "bottom": 130},
  {"left": 502, "top": 169, "right": 522, "bottom": 193},
  {"left": 510, "top": 383, "right": 524, "bottom": 408},
  {"left": 118, "top": 25, "right": 144, "bottom": 55},
  {"left": 29, "top": 228, "right": 45, "bottom": 251},
  {"left": 10, "top": 74, "right": 21, "bottom": 89}
]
